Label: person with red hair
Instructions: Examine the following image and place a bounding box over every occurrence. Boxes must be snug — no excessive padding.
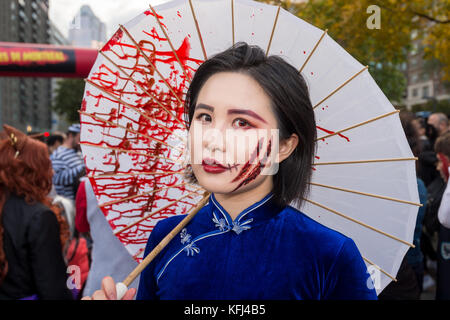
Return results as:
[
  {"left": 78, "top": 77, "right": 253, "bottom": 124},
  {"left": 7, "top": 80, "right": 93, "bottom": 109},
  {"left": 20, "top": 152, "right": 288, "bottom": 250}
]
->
[{"left": 0, "top": 124, "right": 73, "bottom": 300}]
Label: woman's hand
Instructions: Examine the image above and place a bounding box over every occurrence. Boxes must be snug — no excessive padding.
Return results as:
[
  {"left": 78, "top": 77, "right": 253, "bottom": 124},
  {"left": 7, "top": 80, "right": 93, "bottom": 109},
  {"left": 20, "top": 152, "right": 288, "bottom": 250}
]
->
[{"left": 81, "top": 276, "right": 136, "bottom": 300}]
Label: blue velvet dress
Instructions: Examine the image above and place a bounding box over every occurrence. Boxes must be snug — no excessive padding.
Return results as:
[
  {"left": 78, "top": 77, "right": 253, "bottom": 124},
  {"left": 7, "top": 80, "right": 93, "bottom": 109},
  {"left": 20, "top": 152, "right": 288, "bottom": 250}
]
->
[{"left": 137, "top": 192, "right": 378, "bottom": 300}]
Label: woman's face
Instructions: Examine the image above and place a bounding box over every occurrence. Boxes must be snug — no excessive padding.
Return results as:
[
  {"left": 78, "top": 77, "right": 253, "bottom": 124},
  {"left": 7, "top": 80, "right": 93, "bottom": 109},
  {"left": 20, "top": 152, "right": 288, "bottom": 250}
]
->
[{"left": 188, "top": 72, "right": 281, "bottom": 195}]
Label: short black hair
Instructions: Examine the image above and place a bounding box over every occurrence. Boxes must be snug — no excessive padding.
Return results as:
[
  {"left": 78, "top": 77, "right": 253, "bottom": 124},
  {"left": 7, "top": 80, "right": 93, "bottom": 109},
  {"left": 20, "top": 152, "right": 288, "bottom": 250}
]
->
[
  {"left": 46, "top": 134, "right": 64, "bottom": 147},
  {"left": 184, "top": 42, "right": 317, "bottom": 208}
]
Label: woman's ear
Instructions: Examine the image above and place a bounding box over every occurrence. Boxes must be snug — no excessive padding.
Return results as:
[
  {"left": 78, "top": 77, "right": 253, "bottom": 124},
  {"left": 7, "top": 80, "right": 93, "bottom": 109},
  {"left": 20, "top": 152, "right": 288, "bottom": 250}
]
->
[{"left": 277, "top": 133, "right": 299, "bottom": 163}]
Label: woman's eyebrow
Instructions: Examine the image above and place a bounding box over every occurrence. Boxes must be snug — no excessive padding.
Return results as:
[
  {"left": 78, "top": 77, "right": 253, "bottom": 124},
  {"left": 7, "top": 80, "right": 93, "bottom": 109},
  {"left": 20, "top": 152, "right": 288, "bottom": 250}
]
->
[
  {"left": 195, "top": 103, "right": 214, "bottom": 112},
  {"left": 228, "top": 109, "right": 268, "bottom": 124}
]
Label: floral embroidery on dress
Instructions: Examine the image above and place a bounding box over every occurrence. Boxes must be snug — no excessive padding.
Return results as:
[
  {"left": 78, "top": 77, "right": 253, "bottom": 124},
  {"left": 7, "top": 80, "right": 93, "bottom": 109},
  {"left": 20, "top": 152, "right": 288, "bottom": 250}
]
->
[
  {"left": 180, "top": 228, "right": 191, "bottom": 244},
  {"left": 212, "top": 212, "right": 229, "bottom": 231},
  {"left": 232, "top": 218, "right": 253, "bottom": 235},
  {"left": 212, "top": 210, "right": 254, "bottom": 235},
  {"left": 180, "top": 228, "right": 200, "bottom": 256},
  {"left": 184, "top": 242, "right": 200, "bottom": 256}
]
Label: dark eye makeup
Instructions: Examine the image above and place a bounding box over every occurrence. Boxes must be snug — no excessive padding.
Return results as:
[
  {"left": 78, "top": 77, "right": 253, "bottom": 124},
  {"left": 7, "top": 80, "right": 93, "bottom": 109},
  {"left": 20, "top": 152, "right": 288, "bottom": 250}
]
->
[{"left": 194, "top": 113, "right": 255, "bottom": 129}]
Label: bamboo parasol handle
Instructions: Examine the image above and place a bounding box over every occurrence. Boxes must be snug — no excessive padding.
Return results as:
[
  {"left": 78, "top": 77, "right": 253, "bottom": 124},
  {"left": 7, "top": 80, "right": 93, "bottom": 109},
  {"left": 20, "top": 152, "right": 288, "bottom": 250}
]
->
[{"left": 115, "top": 192, "right": 211, "bottom": 299}]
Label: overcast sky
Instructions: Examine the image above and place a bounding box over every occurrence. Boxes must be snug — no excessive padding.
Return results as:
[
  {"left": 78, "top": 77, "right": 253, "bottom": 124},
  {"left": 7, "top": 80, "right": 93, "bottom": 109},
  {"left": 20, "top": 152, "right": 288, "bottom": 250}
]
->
[{"left": 49, "top": 0, "right": 169, "bottom": 39}]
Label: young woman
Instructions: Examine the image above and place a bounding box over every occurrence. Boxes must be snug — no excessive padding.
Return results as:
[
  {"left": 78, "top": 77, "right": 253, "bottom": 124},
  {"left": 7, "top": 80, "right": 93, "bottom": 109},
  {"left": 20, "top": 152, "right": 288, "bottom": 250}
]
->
[
  {"left": 85, "top": 42, "right": 377, "bottom": 300},
  {"left": 0, "top": 125, "right": 72, "bottom": 300}
]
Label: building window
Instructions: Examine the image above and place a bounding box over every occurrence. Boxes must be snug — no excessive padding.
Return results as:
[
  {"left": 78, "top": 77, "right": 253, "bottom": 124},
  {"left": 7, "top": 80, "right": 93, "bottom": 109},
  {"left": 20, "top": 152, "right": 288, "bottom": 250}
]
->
[
  {"left": 412, "top": 88, "right": 418, "bottom": 97},
  {"left": 422, "top": 86, "right": 429, "bottom": 98},
  {"left": 18, "top": 9, "right": 28, "bottom": 23}
]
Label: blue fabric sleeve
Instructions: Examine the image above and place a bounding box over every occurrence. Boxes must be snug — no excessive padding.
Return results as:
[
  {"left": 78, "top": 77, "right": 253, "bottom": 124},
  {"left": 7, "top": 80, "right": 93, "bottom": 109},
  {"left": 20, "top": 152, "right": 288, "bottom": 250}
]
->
[
  {"left": 324, "top": 238, "right": 378, "bottom": 300},
  {"left": 136, "top": 221, "right": 165, "bottom": 300}
]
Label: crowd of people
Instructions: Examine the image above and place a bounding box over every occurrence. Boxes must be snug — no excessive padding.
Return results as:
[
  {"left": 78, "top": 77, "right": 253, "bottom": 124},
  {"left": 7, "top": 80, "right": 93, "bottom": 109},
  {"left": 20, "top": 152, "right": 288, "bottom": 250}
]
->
[
  {"left": 0, "top": 110, "right": 449, "bottom": 300},
  {"left": 0, "top": 123, "right": 137, "bottom": 300},
  {"left": 377, "top": 111, "right": 450, "bottom": 300}
]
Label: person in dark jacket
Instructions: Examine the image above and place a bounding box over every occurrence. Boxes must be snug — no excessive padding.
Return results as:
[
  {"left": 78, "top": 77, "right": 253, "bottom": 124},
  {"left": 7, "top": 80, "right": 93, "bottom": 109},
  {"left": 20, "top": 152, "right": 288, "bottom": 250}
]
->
[{"left": 0, "top": 124, "right": 73, "bottom": 300}]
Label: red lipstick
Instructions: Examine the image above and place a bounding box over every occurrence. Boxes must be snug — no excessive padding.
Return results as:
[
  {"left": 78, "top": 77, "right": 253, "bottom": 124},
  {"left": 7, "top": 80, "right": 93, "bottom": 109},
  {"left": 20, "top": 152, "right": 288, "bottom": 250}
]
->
[{"left": 202, "top": 158, "right": 228, "bottom": 174}]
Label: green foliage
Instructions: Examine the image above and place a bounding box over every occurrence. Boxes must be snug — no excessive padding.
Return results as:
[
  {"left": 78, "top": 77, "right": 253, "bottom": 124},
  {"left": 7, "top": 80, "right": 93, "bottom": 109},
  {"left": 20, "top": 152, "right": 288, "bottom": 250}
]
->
[
  {"left": 411, "top": 99, "right": 450, "bottom": 115},
  {"left": 52, "top": 78, "right": 85, "bottom": 123},
  {"left": 368, "top": 63, "right": 407, "bottom": 103},
  {"left": 258, "top": 0, "right": 449, "bottom": 101}
]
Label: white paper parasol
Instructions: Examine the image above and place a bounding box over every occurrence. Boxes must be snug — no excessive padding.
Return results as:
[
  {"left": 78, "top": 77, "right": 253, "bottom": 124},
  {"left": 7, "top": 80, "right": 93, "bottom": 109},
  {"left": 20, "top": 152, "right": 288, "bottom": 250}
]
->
[{"left": 80, "top": 0, "right": 420, "bottom": 294}]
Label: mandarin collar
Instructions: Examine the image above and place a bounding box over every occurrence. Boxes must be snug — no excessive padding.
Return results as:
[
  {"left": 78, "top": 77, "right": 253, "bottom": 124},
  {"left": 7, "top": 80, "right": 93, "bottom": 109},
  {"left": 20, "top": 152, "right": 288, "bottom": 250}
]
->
[{"left": 206, "top": 191, "right": 283, "bottom": 234}]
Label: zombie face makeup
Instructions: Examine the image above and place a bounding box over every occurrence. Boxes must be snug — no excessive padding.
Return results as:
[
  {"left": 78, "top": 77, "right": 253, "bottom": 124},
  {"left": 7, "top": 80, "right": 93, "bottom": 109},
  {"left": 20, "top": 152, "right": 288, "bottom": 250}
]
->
[
  {"left": 188, "top": 72, "right": 280, "bottom": 195},
  {"left": 184, "top": 43, "right": 315, "bottom": 208}
]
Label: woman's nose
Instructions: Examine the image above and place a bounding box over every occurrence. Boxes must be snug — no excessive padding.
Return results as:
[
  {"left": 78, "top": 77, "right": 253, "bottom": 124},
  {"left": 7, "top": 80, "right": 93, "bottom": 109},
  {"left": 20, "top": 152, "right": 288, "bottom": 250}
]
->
[{"left": 204, "top": 127, "right": 225, "bottom": 153}]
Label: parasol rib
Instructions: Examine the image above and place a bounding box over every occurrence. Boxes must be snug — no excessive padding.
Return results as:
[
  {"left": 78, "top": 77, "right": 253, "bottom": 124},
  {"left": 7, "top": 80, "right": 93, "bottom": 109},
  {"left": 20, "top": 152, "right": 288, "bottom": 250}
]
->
[
  {"left": 313, "top": 157, "right": 418, "bottom": 166},
  {"left": 362, "top": 256, "right": 397, "bottom": 282},
  {"left": 98, "top": 51, "right": 188, "bottom": 134},
  {"left": 299, "top": 29, "right": 327, "bottom": 73},
  {"left": 99, "top": 181, "right": 191, "bottom": 208},
  {"left": 313, "top": 66, "right": 369, "bottom": 109},
  {"left": 266, "top": 5, "right": 281, "bottom": 57},
  {"left": 231, "top": 0, "right": 235, "bottom": 45},
  {"left": 188, "top": 0, "right": 207, "bottom": 60},
  {"left": 79, "top": 111, "right": 185, "bottom": 153},
  {"left": 114, "top": 186, "right": 205, "bottom": 235},
  {"left": 316, "top": 110, "right": 400, "bottom": 141},
  {"left": 303, "top": 198, "right": 415, "bottom": 248},
  {"left": 120, "top": 192, "right": 211, "bottom": 288},
  {"left": 85, "top": 78, "right": 187, "bottom": 143},
  {"left": 119, "top": 25, "right": 184, "bottom": 106},
  {"left": 88, "top": 170, "right": 184, "bottom": 178},
  {"left": 309, "top": 182, "right": 422, "bottom": 207},
  {"left": 80, "top": 141, "right": 185, "bottom": 165},
  {"left": 149, "top": 4, "right": 191, "bottom": 83}
]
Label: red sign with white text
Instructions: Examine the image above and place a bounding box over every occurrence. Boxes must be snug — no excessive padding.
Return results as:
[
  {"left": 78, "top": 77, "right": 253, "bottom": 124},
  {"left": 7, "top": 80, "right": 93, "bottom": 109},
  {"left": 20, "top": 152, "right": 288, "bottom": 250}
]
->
[{"left": 0, "top": 42, "right": 98, "bottom": 78}]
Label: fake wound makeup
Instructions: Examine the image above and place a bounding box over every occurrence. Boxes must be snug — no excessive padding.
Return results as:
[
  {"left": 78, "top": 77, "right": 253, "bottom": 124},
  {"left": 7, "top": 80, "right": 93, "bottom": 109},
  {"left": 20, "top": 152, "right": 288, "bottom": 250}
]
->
[{"left": 231, "top": 137, "right": 273, "bottom": 192}]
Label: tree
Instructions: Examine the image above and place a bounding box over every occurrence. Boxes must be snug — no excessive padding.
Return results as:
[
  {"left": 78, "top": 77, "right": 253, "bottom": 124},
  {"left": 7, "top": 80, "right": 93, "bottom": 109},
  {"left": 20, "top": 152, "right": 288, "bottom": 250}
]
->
[
  {"left": 369, "top": 63, "right": 407, "bottom": 104},
  {"left": 52, "top": 78, "right": 85, "bottom": 123},
  {"left": 258, "top": 0, "right": 449, "bottom": 100}
]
